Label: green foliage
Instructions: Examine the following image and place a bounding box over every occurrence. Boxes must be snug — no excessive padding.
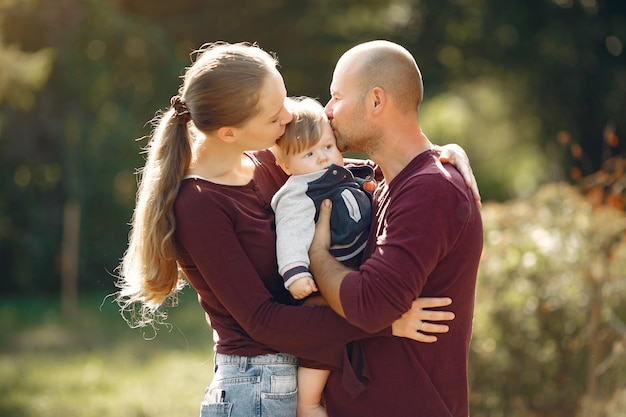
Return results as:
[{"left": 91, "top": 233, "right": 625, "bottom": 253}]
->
[
  {"left": 0, "top": 290, "right": 213, "bottom": 417},
  {"left": 421, "top": 77, "right": 553, "bottom": 199},
  {"left": 0, "top": 0, "right": 184, "bottom": 293},
  {"left": 0, "top": 43, "right": 55, "bottom": 111},
  {"left": 470, "top": 183, "right": 626, "bottom": 416},
  {"left": 0, "top": 3, "right": 625, "bottom": 413},
  {"left": 1, "top": 0, "right": 624, "bottom": 294}
]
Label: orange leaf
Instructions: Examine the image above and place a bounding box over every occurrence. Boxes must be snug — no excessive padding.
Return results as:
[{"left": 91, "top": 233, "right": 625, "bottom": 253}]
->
[{"left": 557, "top": 131, "right": 571, "bottom": 146}]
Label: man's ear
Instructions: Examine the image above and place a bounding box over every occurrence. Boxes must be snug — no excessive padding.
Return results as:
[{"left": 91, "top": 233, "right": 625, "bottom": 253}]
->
[
  {"left": 370, "top": 86, "right": 386, "bottom": 116},
  {"left": 217, "top": 126, "right": 236, "bottom": 143}
]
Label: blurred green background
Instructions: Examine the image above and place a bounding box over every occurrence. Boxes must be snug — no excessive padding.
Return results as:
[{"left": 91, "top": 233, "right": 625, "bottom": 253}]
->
[{"left": 1, "top": 0, "right": 625, "bottom": 416}]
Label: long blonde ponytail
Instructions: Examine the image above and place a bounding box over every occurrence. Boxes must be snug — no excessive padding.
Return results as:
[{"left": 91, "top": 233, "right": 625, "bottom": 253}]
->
[{"left": 116, "top": 107, "right": 191, "bottom": 327}]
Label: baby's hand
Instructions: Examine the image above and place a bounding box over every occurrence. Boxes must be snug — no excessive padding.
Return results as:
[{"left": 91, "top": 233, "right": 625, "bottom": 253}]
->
[{"left": 288, "top": 277, "right": 318, "bottom": 300}]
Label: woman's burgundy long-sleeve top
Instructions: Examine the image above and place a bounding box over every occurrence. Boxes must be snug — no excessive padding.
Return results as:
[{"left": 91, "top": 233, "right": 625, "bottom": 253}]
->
[{"left": 173, "top": 149, "right": 380, "bottom": 368}]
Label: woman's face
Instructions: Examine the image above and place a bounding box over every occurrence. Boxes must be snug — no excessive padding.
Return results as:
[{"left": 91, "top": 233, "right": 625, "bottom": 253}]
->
[{"left": 236, "top": 69, "right": 293, "bottom": 151}]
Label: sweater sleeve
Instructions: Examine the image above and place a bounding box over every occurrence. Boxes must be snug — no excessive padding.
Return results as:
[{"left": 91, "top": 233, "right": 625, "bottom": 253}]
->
[{"left": 271, "top": 178, "right": 317, "bottom": 288}]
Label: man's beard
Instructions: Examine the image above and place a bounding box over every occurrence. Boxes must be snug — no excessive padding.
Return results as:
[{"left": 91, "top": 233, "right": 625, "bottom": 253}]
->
[{"left": 336, "top": 129, "right": 380, "bottom": 156}]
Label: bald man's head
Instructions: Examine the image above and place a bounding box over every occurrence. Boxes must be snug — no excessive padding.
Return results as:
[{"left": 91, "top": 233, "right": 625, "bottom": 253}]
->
[{"left": 337, "top": 40, "right": 423, "bottom": 113}]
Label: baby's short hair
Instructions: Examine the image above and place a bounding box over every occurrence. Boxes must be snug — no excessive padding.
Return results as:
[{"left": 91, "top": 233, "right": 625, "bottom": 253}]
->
[{"left": 275, "top": 97, "right": 327, "bottom": 157}]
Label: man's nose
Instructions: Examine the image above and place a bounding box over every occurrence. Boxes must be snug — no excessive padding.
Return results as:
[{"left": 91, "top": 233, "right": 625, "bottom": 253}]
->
[{"left": 324, "top": 103, "right": 333, "bottom": 119}]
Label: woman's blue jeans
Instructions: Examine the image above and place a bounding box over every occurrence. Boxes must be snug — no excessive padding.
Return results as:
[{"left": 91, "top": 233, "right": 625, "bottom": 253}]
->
[{"left": 200, "top": 352, "right": 298, "bottom": 417}]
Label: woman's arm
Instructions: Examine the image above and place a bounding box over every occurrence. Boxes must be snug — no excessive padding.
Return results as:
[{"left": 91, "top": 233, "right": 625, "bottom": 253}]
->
[{"left": 391, "top": 298, "right": 455, "bottom": 343}]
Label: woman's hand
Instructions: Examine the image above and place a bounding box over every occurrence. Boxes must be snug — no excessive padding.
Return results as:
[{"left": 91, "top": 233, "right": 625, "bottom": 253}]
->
[
  {"left": 437, "top": 144, "right": 481, "bottom": 207},
  {"left": 392, "top": 297, "right": 455, "bottom": 343}
]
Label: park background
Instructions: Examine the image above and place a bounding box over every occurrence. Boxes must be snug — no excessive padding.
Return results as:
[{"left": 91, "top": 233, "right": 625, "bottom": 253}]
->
[{"left": 1, "top": 0, "right": 625, "bottom": 416}]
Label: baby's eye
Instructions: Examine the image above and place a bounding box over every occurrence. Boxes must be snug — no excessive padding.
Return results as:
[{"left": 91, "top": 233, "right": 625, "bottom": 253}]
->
[
  {"left": 324, "top": 145, "right": 333, "bottom": 150},
  {"left": 304, "top": 152, "right": 313, "bottom": 158}
]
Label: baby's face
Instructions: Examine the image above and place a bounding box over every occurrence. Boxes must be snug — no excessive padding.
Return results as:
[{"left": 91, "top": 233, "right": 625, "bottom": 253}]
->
[{"left": 281, "top": 122, "right": 344, "bottom": 176}]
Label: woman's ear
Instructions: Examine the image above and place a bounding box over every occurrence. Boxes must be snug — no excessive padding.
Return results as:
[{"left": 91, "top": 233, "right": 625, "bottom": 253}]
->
[{"left": 217, "top": 126, "right": 236, "bottom": 143}]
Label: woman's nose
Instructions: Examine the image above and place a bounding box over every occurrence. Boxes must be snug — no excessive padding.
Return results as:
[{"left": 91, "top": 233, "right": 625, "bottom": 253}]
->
[{"left": 282, "top": 108, "right": 293, "bottom": 125}]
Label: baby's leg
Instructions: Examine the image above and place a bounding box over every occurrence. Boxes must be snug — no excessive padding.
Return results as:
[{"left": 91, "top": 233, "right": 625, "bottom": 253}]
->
[{"left": 297, "top": 367, "right": 330, "bottom": 417}]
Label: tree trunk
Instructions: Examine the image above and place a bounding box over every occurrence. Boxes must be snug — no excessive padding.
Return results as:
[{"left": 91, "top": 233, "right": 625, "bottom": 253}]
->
[{"left": 61, "top": 199, "right": 81, "bottom": 319}]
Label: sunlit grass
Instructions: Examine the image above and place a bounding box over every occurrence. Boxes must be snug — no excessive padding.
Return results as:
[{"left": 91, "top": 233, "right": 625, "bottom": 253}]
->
[{"left": 0, "top": 289, "right": 214, "bottom": 417}]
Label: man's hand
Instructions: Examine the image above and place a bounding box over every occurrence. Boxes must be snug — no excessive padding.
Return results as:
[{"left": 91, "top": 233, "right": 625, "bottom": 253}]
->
[
  {"left": 310, "top": 199, "right": 332, "bottom": 253},
  {"left": 309, "top": 199, "right": 349, "bottom": 317}
]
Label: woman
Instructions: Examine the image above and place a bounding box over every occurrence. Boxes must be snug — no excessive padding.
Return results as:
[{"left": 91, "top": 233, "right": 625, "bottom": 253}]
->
[{"left": 116, "top": 42, "right": 474, "bottom": 417}]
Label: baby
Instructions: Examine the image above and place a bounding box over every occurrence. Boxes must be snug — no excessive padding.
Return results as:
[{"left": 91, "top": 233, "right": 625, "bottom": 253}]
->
[{"left": 271, "top": 96, "right": 375, "bottom": 417}]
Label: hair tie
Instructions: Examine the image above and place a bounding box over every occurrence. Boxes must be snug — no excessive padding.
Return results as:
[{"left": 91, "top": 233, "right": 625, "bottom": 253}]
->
[{"left": 170, "top": 95, "right": 191, "bottom": 125}]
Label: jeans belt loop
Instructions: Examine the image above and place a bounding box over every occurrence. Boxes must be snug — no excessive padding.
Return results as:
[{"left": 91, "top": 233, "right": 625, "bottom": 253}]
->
[{"left": 239, "top": 356, "right": 247, "bottom": 373}]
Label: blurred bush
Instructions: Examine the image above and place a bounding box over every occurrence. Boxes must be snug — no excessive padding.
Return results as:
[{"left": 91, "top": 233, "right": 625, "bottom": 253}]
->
[{"left": 470, "top": 183, "right": 626, "bottom": 417}]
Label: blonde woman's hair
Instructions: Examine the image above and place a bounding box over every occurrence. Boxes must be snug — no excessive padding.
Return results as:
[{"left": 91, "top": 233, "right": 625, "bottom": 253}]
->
[
  {"left": 115, "top": 42, "right": 279, "bottom": 328},
  {"left": 274, "top": 97, "right": 327, "bottom": 159}
]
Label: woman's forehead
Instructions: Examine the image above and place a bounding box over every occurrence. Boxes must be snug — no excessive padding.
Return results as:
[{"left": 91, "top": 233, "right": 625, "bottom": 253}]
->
[{"left": 259, "top": 70, "right": 287, "bottom": 115}]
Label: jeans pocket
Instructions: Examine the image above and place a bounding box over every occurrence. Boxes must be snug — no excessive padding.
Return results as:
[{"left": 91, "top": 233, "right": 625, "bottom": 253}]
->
[
  {"left": 270, "top": 374, "right": 297, "bottom": 394},
  {"left": 200, "top": 387, "right": 232, "bottom": 417},
  {"left": 260, "top": 387, "right": 297, "bottom": 416},
  {"left": 259, "top": 372, "right": 297, "bottom": 415},
  {"left": 200, "top": 402, "right": 232, "bottom": 417}
]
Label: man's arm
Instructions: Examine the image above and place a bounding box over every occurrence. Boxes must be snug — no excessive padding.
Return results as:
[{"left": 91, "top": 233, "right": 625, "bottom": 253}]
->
[
  {"left": 309, "top": 199, "right": 350, "bottom": 317},
  {"left": 310, "top": 199, "right": 456, "bottom": 342}
]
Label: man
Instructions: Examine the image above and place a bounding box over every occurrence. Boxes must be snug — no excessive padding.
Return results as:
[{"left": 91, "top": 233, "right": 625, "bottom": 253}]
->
[{"left": 309, "top": 40, "right": 483, "bottom": 417}]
